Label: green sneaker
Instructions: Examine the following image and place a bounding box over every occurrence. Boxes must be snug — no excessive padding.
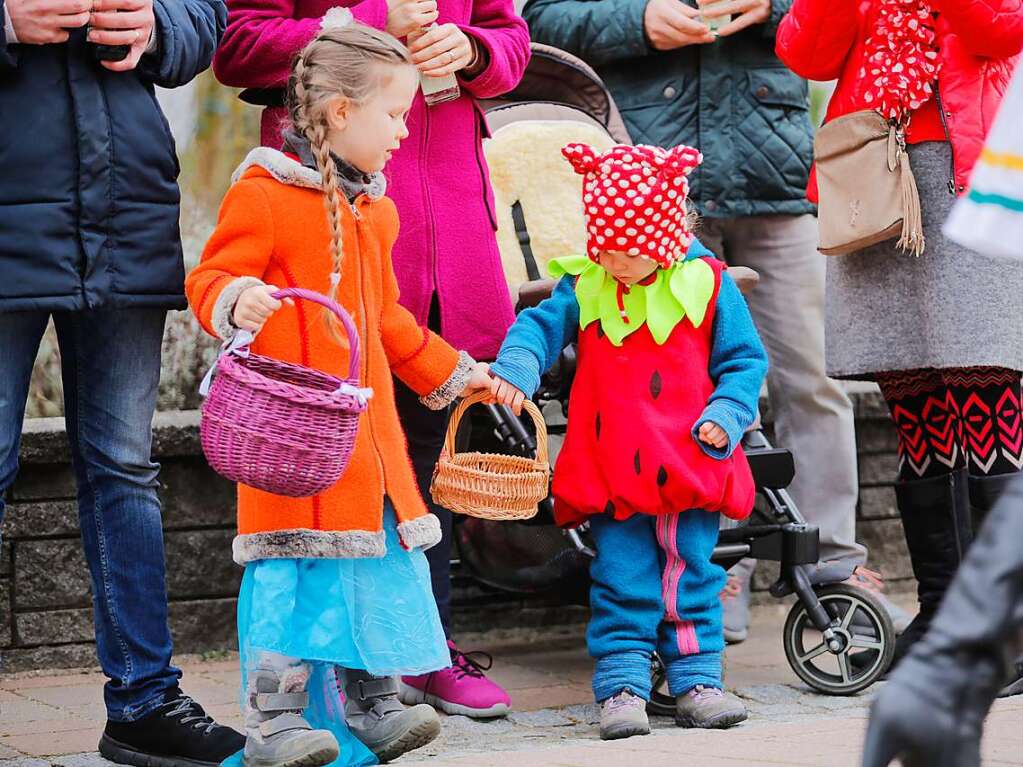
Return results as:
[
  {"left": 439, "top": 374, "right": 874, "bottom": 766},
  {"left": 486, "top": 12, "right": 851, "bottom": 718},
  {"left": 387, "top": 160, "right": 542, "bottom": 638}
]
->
[{"left": 675, "top": 685, "right": 747, "bottom": 729}]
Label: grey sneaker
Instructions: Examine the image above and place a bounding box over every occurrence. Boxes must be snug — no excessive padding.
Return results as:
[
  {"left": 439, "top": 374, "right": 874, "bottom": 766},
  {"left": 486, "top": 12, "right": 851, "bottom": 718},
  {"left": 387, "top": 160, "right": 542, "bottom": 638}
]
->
[
  {"left": 244, "top": 666, "right": 339, "bottom": 767},
  {"left": 339, "top": 669, "right": 440, "bottom": 763},
  {"left": 675, "top": 686, "right": 747, "bottom": 729},
  {"left": 599, "top": 689, "right": 650, "bottom": 741}
]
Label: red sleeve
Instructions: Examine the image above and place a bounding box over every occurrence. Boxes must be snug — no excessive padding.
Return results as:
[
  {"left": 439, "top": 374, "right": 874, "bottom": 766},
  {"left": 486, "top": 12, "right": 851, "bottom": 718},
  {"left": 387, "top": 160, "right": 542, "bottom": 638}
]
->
[
  {"left": 932, "top": 0, "right": 1023, "bottom": 58},
  {"left": 457, "top": 0, "right": 531, "bottom": 99},
  {"left": 213, "top": 0, "right": 390, "bottom": 89},
  {"left": 776, "top": 0, "right": 861, "bottom": 82}
]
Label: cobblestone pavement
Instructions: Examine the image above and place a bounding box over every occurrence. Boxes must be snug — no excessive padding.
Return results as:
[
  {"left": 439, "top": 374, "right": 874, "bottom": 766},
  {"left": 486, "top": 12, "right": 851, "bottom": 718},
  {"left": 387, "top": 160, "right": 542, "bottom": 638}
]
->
[{"left": 2, "top": 602, "right": 1021, "bottom": 766}]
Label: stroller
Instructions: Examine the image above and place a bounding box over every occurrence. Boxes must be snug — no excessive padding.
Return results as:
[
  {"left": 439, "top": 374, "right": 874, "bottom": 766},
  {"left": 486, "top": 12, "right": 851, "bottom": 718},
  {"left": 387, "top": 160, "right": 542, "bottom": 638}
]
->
[{"left": 451, "top": 44, "right": 896, "bottom": 706}]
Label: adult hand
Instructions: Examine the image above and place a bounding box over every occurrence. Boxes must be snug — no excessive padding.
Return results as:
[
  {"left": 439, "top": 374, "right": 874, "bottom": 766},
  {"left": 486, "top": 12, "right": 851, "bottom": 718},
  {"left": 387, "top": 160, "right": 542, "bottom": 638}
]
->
[
  {"left": 385, "top": 0, "right": 438, "bottom": 39},
  {"left": 87, "top": 0, "right": 155, "bottom": 72},
  {"left": 489, "top": 376, "right": 526, "bottom": 416},
  {"left": 698, "top": 421, "right": 728, "bottom": 449},
  {"left": 644, "top": 0, "right": 715, "bottom": 51},
  {"left": 697, "top": 0, "right": 771, "bottom": 38},
  {"left": 5, "top": 0, "right": 91, "bottom": 45},
  {"left": 408, "top": 23, "right": 473, "bottom": 78}
]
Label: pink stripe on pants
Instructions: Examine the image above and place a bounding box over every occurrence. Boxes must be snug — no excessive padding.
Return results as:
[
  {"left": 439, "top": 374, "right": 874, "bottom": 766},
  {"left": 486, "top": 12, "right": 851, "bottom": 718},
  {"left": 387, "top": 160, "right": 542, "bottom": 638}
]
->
[{"left": 656, "top": 513, "right": 700, "bottom": 656}]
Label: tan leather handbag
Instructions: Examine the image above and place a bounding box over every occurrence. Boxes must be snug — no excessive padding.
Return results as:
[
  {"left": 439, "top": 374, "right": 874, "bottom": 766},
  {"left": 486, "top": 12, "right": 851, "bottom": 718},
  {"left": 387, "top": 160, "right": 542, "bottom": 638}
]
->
[{"left": 814, "top": 109, "right": 925, "bottom": 257}]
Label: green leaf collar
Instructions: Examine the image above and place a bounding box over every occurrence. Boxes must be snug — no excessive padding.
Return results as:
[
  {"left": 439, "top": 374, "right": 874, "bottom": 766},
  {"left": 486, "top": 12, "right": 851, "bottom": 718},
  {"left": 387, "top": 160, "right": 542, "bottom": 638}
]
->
[{"left": 548, "top": 255, "right": 716, "bottom": 346}]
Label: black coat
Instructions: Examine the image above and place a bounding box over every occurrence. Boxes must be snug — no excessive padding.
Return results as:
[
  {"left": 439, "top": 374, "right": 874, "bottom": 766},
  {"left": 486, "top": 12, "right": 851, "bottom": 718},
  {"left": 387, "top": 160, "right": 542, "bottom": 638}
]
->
[{"left": 0, "top": 0, "right": 226, "bottom": 312}]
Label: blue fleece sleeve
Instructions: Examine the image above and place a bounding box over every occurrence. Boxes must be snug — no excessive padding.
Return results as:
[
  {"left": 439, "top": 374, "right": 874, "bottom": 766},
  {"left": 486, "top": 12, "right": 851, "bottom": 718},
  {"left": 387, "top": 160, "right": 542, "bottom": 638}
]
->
[
  {"left": 692, "top": 273, "right": 769, "bottom": 459},
  {"left": 489, "top": 276, "right": 580, "bottom": 398}
]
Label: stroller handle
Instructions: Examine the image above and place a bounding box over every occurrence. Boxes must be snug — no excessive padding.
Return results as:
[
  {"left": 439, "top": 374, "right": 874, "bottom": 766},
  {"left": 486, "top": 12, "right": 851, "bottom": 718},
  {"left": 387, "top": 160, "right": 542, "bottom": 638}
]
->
[{"left": 271, "top": 288, "right": 361, "bottom": 382}]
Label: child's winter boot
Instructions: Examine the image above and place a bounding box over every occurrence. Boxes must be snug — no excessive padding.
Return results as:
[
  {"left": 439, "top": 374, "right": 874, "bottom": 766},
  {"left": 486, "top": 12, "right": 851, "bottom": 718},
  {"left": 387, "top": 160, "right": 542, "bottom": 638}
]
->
[
  {"left": 243, "top": 662, "right": 339, "bottom": 767},
  {"left": 598, "top": 689, "right": 650, "bottom": 741},
  {"left": 339, "top": 669, "right": 440, "bottom": 763},
  {"left": 675, "top": 685, "right": 747, "bottom": 729},
  {"left": 862, "top": 473, "right": 1023, "bottom": 767}
]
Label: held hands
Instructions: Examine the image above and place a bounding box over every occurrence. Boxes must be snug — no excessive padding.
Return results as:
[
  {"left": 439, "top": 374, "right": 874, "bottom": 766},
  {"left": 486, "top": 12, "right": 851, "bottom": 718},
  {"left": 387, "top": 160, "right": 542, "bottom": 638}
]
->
[
  {"left": 232, "top": 285, "right": 294, "bottom": 334},
  {"left": 460, "top": 362, "right": 494, "bottom": 397},
  {"left": 489, "top": 376, "right": 527, "bottom": 416},
  {"left": 696, "top": 0, "right": 771, "bottom": 38},
  {"left": 408, "top": 23, "right": 474, "bottom": 78},
  {"left": 87, "top": 0, "right": 156, "bottom": 71},
  {"left": 5, "top": 0, "right": 92, "bottom": 45},
  {"left": 644, "top": 0, "right": 715, "bottom": 51},
  {"left": 386, "top": 0, "right": 439, "bottom": 39},
  {"left": 697, "top": 421, "right": 728, "bottom": 450}
]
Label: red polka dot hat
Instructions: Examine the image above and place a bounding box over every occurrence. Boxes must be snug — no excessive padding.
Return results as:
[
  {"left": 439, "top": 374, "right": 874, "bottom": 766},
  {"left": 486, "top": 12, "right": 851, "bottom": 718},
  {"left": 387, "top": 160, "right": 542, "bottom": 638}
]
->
[{"left": 563, "top": 142, "right": 703, "bottom": 269}]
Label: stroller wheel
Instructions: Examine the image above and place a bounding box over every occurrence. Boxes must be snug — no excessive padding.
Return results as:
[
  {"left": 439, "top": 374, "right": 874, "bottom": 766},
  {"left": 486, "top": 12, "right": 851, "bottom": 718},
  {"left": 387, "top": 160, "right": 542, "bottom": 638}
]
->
[
  {"left": 647, "top": 655, "right": 676, "bottom": 717},
  {"left": 783, "top": 583, "right": 895, "bottom": 696}
]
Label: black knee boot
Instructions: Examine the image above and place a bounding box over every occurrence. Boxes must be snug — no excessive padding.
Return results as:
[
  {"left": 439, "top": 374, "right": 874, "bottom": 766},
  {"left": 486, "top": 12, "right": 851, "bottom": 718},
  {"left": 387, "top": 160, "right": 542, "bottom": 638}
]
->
[
  {"left": 969, "top": 471, "right": 1017, "bottom": 534},
  {"left": 862, "top": 472, "right": 1023, "bottom": 767},
  {"left": 891, "top": 468, "right": 972, "bottom": 667}
]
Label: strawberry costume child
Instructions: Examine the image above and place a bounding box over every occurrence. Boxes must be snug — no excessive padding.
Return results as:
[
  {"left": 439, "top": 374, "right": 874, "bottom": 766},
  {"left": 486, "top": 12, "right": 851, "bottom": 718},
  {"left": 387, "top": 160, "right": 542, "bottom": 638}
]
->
[{"left": 489, "top": 143, "right": 768, "bottom": 739}]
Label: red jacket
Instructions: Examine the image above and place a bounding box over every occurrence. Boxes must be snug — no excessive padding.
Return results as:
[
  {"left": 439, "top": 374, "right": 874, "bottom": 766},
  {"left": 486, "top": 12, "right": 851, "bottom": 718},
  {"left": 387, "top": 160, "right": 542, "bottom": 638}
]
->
[{"left": 776, "top": 0, "right": 1023, "bottom": 201}]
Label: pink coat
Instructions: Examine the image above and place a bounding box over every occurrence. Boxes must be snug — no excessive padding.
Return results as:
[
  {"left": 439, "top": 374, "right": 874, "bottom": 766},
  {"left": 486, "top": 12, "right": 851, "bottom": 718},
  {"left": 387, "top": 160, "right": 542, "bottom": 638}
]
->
[{"left": 213, "top": 0, "right": 530, "bottom": 358}]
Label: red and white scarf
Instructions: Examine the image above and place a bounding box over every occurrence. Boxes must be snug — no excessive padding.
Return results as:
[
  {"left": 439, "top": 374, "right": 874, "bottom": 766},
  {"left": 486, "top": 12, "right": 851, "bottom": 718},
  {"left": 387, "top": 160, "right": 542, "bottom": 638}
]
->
[{"left": 860, "top": 0, "right": 941, "bottom": 123}]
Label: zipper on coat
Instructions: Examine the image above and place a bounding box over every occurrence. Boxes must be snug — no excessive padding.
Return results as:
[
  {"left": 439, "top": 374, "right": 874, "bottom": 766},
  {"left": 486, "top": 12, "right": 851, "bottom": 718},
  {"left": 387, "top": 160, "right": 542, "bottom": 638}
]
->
[{"left": 934, "top": 79, "right": 957, "bottom": 195}]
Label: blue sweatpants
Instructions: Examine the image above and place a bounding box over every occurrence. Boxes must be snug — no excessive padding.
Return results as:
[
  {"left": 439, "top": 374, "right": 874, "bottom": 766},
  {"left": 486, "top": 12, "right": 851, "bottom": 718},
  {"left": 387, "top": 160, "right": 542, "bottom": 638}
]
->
[{"left": 587, "top": 509, "right": 726, "bottom": 702}]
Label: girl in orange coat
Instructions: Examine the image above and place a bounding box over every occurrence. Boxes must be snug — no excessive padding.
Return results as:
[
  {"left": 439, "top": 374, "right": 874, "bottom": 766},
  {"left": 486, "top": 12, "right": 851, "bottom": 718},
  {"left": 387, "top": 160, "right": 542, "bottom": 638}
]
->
[{"left": 186, "top": 18, "right": 491, "bottom": 767}]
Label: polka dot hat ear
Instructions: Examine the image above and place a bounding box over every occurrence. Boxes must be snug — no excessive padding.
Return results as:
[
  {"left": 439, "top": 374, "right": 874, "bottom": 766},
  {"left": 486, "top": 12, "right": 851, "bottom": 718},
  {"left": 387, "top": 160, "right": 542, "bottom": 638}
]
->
[{"left": 562, "top": 142, "right": 704, "bottom": 268}]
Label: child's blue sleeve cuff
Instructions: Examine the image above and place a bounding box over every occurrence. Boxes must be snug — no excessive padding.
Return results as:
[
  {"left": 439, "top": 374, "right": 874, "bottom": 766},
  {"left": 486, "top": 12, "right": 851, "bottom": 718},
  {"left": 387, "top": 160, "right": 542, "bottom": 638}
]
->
[
  {"left": 691, "top": 399, "right": 755, "bottom": 460},
  {"left": 490, "top": 348, "right": 542, "bottom": 399}
]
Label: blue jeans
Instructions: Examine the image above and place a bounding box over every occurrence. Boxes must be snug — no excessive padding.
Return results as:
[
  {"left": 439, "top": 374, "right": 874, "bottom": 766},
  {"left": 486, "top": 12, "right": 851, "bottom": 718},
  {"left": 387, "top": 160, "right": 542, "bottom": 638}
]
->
[
  {"left": 0, "top": 308, "right": 181, "bottom": 721},
  {"left": 588, "top": 510, "right": 726, "bottom": 702}
]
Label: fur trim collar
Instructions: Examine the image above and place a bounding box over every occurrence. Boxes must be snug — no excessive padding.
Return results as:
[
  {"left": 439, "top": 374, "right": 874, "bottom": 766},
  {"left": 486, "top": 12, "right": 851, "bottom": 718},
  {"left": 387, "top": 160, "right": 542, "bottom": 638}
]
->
[
  {"left": 233, "top": 528, "right": 387, "bottom": 564},
  {"left": 232, "top": 147, "right": 387, "bottom": 200}
]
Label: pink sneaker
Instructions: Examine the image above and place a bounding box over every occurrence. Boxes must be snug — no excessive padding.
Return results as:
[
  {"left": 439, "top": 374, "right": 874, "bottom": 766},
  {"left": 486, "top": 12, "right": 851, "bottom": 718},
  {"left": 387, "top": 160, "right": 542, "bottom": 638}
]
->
[{"left": 400, "top": 641, "right": 511, "bottom": 718}]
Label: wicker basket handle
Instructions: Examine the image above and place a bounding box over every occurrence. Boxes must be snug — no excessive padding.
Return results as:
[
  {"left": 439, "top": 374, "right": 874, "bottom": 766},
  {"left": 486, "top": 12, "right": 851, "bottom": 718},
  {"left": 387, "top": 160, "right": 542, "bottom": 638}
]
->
[
  {"left": 444, "top": 390, "right": 549, "bottom": 468},
  {"left": 271, "top": 288, "right": 360, "bottom": 381}
]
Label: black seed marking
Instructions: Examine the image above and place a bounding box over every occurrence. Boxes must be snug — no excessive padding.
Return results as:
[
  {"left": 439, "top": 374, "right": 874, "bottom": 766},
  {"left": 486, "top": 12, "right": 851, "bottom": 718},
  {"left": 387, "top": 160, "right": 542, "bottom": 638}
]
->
[
  {"left": 595, "top": 411, "right": 601, "bottom": 440},
  {"left": 597, "top": 325, "right": 606, "bottom": 340},
  {"left": 657, "top": 466, "right": 668, "bottom": 487},
  {"left": 650, "top": 370, "right": 663, "bottom": 400},
  {"left": 604, "top": 500, "right": 615, "bottom": 516},
  {"left": 634, "top": 449, "right": 641, "bottom": 475}
]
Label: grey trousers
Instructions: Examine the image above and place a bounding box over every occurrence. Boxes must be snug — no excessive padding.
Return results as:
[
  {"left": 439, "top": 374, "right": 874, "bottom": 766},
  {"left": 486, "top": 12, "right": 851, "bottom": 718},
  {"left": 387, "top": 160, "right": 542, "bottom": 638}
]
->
[{"left": 699, "top": 214, "right": 866, "bottom": 568}]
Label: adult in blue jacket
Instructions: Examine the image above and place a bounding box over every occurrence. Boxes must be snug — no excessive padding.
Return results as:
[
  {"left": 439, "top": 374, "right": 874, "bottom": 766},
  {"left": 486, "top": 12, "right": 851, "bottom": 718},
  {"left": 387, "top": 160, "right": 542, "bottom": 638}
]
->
[
  {"left": 0, "top": 1, "right": 244, "bottom": 764},
  {"left": 523, "top": 0, "right": 893, "bottom": 639}
]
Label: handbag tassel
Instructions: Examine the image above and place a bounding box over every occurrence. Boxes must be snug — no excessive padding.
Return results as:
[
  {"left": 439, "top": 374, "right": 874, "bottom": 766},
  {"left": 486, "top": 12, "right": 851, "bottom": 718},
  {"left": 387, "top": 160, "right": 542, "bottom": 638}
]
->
[{"left": 896, "top": 151, "right": 925, "bottom": 257}]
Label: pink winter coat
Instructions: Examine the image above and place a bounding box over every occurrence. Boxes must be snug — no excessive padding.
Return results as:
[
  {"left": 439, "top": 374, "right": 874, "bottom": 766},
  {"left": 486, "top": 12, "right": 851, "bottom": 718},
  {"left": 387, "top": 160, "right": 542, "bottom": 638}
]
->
[{"left": 212, "top": 0, "right": 530, "bottom": 358}]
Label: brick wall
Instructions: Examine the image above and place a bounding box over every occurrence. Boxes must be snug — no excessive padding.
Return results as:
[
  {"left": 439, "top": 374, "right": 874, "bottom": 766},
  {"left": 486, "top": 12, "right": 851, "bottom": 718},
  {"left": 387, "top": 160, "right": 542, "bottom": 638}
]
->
[{"left": 0, "top": 395, "right": 910, "bottom": 673}]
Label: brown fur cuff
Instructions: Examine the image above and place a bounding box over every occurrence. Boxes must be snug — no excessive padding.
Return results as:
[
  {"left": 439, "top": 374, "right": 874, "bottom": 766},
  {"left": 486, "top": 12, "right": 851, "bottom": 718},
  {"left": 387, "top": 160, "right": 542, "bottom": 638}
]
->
[
  {"left": 397, "top": 514, "right": 442, "bottom": 551},
  {"left": 420, "top": 351, "right": 475, "bottom": 411},
  {"left": 233, "top": 528, "right": 387, "bottom": 565},
  {"left": 212, "top": 276, "right": 265, "bottom": 340}
]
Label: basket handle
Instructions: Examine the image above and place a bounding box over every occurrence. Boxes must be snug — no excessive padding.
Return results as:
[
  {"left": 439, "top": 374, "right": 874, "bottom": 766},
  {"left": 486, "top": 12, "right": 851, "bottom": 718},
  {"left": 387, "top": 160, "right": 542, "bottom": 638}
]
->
[
  {"left": 272, "top": 288, "right": 360, "bottom": 382},
  {"left": 444, "top": 390, "right": 549, "bottom": 468}
]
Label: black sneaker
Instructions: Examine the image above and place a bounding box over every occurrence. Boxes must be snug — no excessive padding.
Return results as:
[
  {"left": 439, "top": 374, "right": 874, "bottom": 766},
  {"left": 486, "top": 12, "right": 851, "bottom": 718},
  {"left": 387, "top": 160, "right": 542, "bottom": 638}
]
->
[{"left": 100, "top": 687, "right": 245, "bottom": 767}]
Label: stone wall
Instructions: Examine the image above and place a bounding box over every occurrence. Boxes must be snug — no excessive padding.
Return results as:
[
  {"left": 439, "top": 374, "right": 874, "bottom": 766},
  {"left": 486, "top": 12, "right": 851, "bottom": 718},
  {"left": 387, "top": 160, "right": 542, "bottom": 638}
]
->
[{"left": 0, "top": 395, "right": 908, "bottom": 673}]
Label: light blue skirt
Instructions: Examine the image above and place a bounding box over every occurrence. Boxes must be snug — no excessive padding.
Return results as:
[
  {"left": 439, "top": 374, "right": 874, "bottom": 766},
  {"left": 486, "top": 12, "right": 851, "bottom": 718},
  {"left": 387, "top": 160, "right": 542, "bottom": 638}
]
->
[{"left": 223, "top": 506, "right": 449, "bottom": 767}]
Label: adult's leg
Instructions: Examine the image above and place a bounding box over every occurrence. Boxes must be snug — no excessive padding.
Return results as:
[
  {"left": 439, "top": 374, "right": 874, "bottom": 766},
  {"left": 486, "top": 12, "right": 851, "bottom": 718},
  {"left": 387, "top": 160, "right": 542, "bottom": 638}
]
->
[
  {"left": 54, "top": 308, "right": 181, "bottom": 721},
  {"left": 716, "top": 214, "right": 863, "bottom": 567},
  {"left": 0, "top": 311, "right": 51, "bottom": 526}
]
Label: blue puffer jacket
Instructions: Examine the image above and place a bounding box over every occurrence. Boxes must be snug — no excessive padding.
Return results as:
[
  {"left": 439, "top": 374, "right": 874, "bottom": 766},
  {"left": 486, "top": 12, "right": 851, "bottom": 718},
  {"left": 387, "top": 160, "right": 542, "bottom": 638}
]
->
[{"left": 0, "top": 0, "right": 226, "bottom": 312}]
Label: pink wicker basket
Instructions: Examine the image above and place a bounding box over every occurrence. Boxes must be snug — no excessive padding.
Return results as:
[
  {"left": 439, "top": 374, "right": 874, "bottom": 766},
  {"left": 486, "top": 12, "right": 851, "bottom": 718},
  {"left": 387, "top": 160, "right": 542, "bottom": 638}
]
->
[{"left": 199, "top": 288, "right": 369, "bottom": 497}]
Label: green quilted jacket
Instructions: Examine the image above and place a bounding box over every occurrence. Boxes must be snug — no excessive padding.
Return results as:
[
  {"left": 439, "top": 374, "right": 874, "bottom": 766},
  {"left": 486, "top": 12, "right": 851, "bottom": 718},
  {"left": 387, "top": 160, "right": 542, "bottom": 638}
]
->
[{"left": 522, "top": 0, "right": 816, "bottom": 218}]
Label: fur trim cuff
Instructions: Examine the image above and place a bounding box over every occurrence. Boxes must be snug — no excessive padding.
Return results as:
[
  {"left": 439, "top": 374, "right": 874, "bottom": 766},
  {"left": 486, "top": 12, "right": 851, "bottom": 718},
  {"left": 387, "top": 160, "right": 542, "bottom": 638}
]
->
[
  {"left": 213, "top": 276, "right": 265, "bottom": 340},
  {"left": 397, "top": 514, "right": 442, "bottom": 551},
  {"left": 420, "top": 351, "right": 475, "bottom": 411},
  {"left": 233, "top": 528, "right": 386, "bottom": 565}
]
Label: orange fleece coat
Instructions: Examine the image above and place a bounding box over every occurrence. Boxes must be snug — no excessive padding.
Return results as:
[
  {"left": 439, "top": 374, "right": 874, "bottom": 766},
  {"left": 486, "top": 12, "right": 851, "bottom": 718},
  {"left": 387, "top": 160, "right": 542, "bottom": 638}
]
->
[{"left": 187, "top": 148, "right": 470, "bottom": 563}]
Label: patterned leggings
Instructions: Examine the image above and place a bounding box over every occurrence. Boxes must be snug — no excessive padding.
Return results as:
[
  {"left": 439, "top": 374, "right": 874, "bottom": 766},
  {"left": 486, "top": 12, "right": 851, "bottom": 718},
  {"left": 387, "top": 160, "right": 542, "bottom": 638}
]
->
[{"left": 877, "top": 367, "right": 1023, "bottom": 480}]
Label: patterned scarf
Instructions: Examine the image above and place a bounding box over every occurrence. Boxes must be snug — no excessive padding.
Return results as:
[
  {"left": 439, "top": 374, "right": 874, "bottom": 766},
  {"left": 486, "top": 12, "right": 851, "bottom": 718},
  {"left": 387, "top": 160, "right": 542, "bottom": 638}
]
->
[{"left": 859, "top": 0, "right": 941, "bottom": 123}]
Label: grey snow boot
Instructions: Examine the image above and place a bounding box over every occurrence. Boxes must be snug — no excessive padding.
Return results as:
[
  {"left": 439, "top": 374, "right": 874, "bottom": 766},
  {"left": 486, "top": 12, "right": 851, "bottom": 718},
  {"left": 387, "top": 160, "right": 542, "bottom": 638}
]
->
[
  {"left": 244, "top": 664, "right": 339, "bottom": 767},
  {"left": 339, "top": 669, "right": 440, "bottom": 763}
]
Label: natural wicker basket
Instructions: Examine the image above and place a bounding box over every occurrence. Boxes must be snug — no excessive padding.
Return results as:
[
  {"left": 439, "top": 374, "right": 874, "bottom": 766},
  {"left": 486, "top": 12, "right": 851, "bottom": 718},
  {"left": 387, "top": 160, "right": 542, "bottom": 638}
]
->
[{"left": 430, "top": 391, "right": 550, "bottom": 520}]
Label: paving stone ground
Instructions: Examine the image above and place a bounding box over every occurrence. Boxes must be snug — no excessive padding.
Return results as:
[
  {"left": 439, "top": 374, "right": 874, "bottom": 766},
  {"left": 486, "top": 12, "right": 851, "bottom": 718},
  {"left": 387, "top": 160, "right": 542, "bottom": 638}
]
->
[{"left": 1, "top": 602, "right": 1021, "bottom": 766}]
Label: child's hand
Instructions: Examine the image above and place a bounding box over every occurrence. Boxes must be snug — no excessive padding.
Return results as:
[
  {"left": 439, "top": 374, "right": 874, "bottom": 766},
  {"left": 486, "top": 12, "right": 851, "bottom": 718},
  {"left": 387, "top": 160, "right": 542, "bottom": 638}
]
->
[
  {"left": 460, "top": 362, "right": 493, "bottom": 397},
  {"left": 489, "top": 376, "right": 527, "bottom": 416},
  {"left": 233, "top": 284, "right": 289, "bottom": 334},
  {"left": 698, "top": 421, "right": 728, "bottom": 450}
]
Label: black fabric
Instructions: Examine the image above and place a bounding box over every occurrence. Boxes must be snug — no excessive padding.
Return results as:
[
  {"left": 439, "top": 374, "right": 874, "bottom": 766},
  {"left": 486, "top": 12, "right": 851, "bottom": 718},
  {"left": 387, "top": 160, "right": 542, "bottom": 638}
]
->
[
  {"left": 100, "top": 687, "right": 244, "bottom": 765},
  {"left": 281, "top": 130, "right": 376, "bottom": 203},
  {"left": 393, "top": 295, "right": 454, "bottom": 635},
  {"left": 0, "top": 0, "right": 226, "bottom": 313}
]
